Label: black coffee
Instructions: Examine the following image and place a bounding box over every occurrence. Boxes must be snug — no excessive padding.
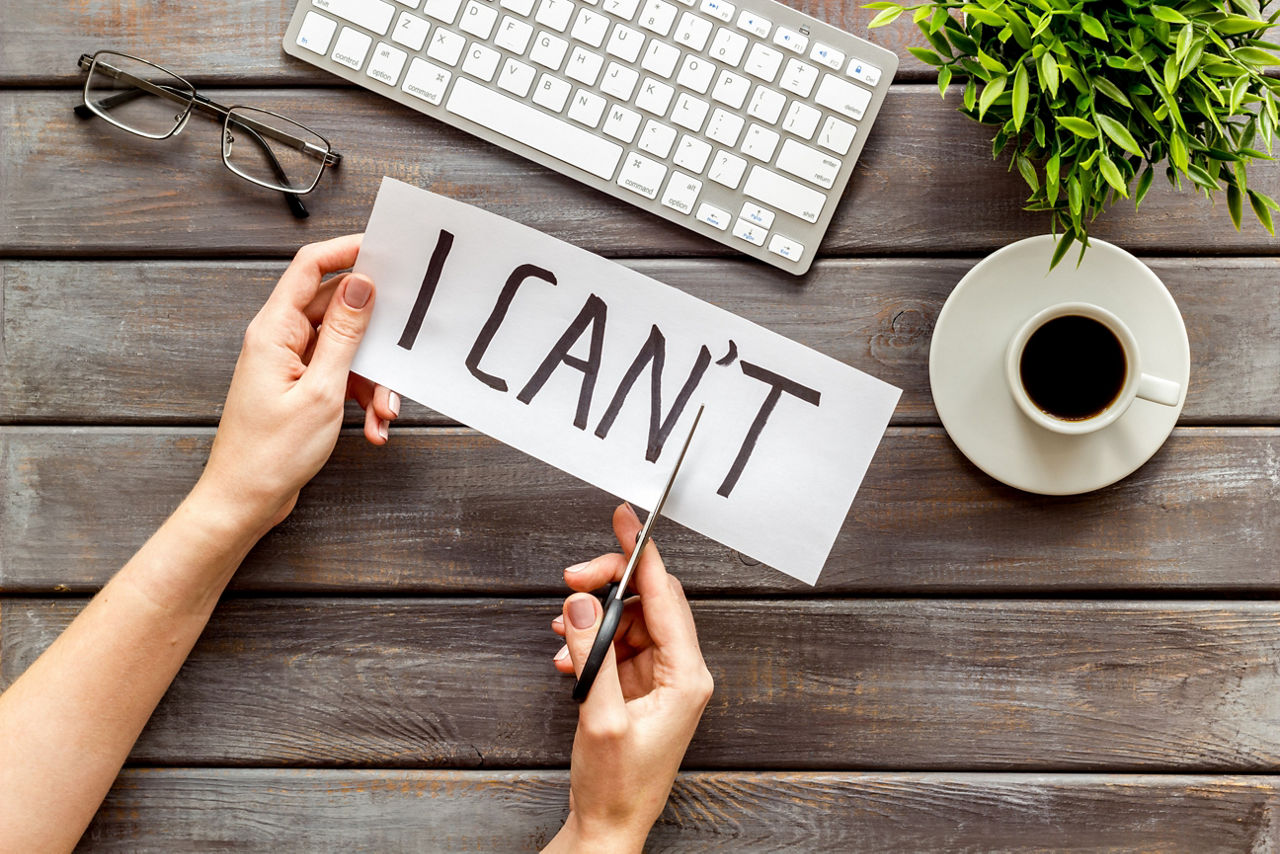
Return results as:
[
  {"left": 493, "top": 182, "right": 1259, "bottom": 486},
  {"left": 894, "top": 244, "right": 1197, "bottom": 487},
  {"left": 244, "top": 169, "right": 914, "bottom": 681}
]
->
[{"left": 1019, "top": 315, "right": 1126, "bottom": 420}]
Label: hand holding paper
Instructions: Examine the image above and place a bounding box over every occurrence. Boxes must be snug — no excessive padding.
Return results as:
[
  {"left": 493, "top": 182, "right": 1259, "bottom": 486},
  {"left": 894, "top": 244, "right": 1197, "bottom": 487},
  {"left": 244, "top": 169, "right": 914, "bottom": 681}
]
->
[{"left": 351, "top": 178, "right": 900, "bottom": 583}]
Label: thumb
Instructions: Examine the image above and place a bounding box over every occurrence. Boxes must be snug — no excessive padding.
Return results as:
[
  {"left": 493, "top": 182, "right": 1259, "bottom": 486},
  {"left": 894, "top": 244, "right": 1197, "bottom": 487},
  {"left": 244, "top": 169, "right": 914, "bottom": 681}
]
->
[
  {"left": 563, "top": 593, "right": 627, "bottom": 717},
  {"left": 306, "top": 274, "right": 374, "bottom": 388}
]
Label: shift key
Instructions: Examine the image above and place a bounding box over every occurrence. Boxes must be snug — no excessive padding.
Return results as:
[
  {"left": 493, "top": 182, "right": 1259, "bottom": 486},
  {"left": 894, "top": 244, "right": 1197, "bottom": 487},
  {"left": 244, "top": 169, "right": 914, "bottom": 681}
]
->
[
  {"left": 313, "top": 0, "right": 395, "bottom": 35},
  {"left": 743, "top": 166, "right": 825, "bottom": 223}
]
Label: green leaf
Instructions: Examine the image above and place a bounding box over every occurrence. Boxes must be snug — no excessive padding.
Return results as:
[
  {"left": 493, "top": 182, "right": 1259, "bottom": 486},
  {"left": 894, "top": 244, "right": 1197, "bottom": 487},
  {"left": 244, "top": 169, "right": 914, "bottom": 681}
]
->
[
  {"left": 1163, "top": 53, "right": 1179, "bottom": 94},
  {"left": 1049, "top": 230, "right": 1077, "bottom": 270},
  {"left": 1080, "top": 13, "right": 1107, "bottom": 41},
  {"left": 1248, "top": 189, "right": 1276, "bottom": 234},
  {"left": 1016, "top": 155, "right": 1039, "bottom": 191},
  {"left": 1097, "top": 114, "right": 1143, "bottom": 156},
  {"left": 868, "top": 6, "right": 904, "bottom": 28},
  {"left": 937, "top": 63, "right": 953, "bottom": 97},
  {"left": 1068, "top": 175, "right": 1083, "bottom": 216},
  {"left": 1150, "top": 6, "right": 1190, "bottom": 24},
  {"left": 908, "top": 47, "right": 945, "bottom": 65},
  {"left": 1092, "top": 76, "right": 1131, "bottom": 108},
  {"left": 1099, "top": 154, "right": 1128, "bottom": 196},
  {"left": 1215, "top": 14, "right": 1270, "bottom": 35},
  {"left": 963, "top": 5, "right": 1005, "bottom": 26},
  {"left": 1175, "top": 24, "right": 1192, "bottom": 66},
  {"left": 1135, "top": 165, "right": 1155, "bottom": 208},
  {"left": 977, "top": 48, "right": 1007, "bottom": 74},
  {"left": 1233, "top": 46, "right": 1280, "bottom": 66},
  {"left": 1045, "top": 152, "right": 1061, "bottom": 204},
  {"left": 1038, "top": 50, "right": 1059, "bottom": 96},
  {"left": 1057, "top": 115, "right": 1099, "bottom": 138},
  {"left": 963, "top": 77, "right": 977, "bottom": 111},
  {"left": 1228, "top": 182, "right": 1244, "bottom": 229},
  {"left": 1170, "top": 132, "right": 1190, "bottom": 170},
  {"left": 1012, "top": 62, "right": 1029, "bottom": 128},
  {"left": 978, "top": 73, "right": 1007, "bottom": 120}
]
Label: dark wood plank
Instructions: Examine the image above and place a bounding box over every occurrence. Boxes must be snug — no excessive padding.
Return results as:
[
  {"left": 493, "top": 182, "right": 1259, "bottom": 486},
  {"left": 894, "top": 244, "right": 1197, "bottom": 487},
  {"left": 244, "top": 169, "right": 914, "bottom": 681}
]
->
[
  {"left": 5, "top": 427, "right": 1279, "bottom": 594},
  {"left": 4, "top": 256, "right": 1279, "bottom": 425},
  {"left": 3, "top": 87, "right": 1278, "bottom": 257},
  {"left": 4, "top": 598, "right": 1278, "bottom": 769},
  {"left": 78, "top": 769, "right": 1280, "bottom": 853},
  {"left": 0, "top": 1, "right": 937, "bottom": 86}
]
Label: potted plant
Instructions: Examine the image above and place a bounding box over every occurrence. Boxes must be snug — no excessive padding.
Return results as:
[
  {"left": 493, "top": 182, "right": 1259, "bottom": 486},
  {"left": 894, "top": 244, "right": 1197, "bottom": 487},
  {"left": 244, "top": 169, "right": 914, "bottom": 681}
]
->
[{"left": 867, "top": 0, "right": 1280, "bottom": 266}]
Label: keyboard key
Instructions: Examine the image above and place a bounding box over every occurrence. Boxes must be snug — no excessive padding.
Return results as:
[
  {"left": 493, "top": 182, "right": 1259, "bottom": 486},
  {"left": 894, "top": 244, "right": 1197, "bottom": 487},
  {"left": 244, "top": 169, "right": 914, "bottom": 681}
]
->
[
  {"left": 535, "top": 0, "right": 575, "bottom": 31},
  {"left": 297, "top": 11, "right": 338, "bottom": 55},
  {"left": 600, "top": 61, "right": 639, "bottom": 99},
  {"left": 782, "top": 101, "right": 821, "bottom": 140},
  {"left": 708, "top": 149, "right": 746, "bottom": 188},
  {"left": 705, "top": 107, "right": 743, "bottom": 146},
  {"left": 708, "top": 27, "right": 747, "bottom": 66},
  {"left": 395, "top": 0, "right": 421, "bottom": 8},
  {"left": 530, "top": 31, "right": 569, "bottom": 69},
  {"left": 674, "top": 134, "right": 711, "bottom": 172},
  {"left": 768, "top": 233, "right": 804, "bottom": 262},
  {"left": 816, "top": 73, "right": 871, "bottom": 120},
  {"left": 427, "top": 27, "right": 466, "bottom": 64},
  {"left": 710, "top": 69, "right": 750, "bottom": 108},
  {"left": 639, "top": 119, "right": 679, "bottom": 157},
  {"left": 498, "top": 57, "right": 536, "bottom": 96},
  {"left": 568, "top": 88, "right": 607, "bottom": 126},
  {"left": 696, "top": 202, "right": 731, "bottom": 229},
  {"left": 780, "top": 58, "right": 818, "bottom": 97},
  {"left": 743, "top": 43, "right": 783, "bottom": 82},
  {"left": 670, "top": 92, "right": 710, "bottom": 131},
  {"left": 776, "top": 138, "right": 841, "bottom": 188},
  {"left": 676, "top": 55, "right": 715, "bottom": 93},
  {"left": 673, "top": 12, "right": 712, "bottom": 51},
  {"left": 735, "top": 10, "right": 769, "bottom": 37},
  {"left": 447, "top": 77, "right": 624, "bottom": 179},
  {"left": 741, "top": 123, "right": 779, "bottom": 161},
  {"left": 847, "top": 58, "right": 882, "bottom": 87},
  {"left": 314, "top": 0, "right": 395, "bottom": 35},
  {"left": 462, "top": 42, "right": 501, "bottom": 81},
  {"left": 743, "top": 165, "right": 825, "bottom": 222},
  {"left": 746, "top": 85, "right": 785, "bottom": 123},
  {"left": 571, "top": 8, "right": 610, "bottom": 47},
  {"left": 532, "top": 72, "right": 572, "bottom": 110},
  {"left": 495, "top": 15, "right": 533, "bottom": 52},
  {"left": 699, "top": 0, "right": 734, "bottom": 23},
  {"left": 603, "top": 0, "right": 641, "bottom": 19},
  {"left": 367, "top": 41, "right": 409, "bottom": 83},
  {"left": 740, "top": 201, "right": 774, "bottom": 228},
  {"left": 603, "top": 104, "right": 643, "bottom": 142},
  {"left": 661, "top": 171, "right": 703, "bottom": 213},
  {"left": 403, "top": 57, "right": 452, "bottom": 104},
  {"left": 423, "top": 0, "right": 463, "bottom": 23},
  {"left": 617, "top": 151, "right": 667, "bottom": 198},
  {"left": 641, "top": 40, "right": 681, "bottom": 78},
  {"left": 732, "top": 217, "right": 767, "bottom": 245},
  {"left": 638, "top": 0, "right": 678, "bottom": 35},
  {"left": 635, "top": 77, "right": 674, "bottom": 115},
  {"left": 460, "top": 0, "right": 498, "bottom": 38},
  {"left": 605, "top": 24, "right": 644, "bottom": 62},
  {"left": 391, "top": 11, "right": 430, "bottom": 50},
  {"left": 500, "top": 0, "right": 535, "bottom": 13},
  {"left": 773, "top": 26, "right": 807, "bottom": 54},
  {"left": 817, "top": 115, "right": 856, "bottom": 155},
  {"left": 567, "top": 46, "right": 605, "bottom": 85},
  {"left": 332, "top": 26, "right": 373, "bottom": 69},
  {"left": 810, "top": 42, "right": 844, "bottom": 70}
]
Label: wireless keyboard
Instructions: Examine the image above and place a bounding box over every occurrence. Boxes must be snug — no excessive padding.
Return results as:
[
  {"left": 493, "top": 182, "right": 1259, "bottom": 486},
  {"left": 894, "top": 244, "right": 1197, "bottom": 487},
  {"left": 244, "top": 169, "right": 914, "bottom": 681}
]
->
[{"left": 284, "top": 0, "right": 896, "bottom": 274}]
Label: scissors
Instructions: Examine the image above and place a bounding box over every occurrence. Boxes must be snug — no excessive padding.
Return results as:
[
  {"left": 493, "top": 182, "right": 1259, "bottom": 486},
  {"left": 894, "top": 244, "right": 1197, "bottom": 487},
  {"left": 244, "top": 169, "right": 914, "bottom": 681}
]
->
[{"left": 572, "top": 405, "right": 705, "bottom": 702}]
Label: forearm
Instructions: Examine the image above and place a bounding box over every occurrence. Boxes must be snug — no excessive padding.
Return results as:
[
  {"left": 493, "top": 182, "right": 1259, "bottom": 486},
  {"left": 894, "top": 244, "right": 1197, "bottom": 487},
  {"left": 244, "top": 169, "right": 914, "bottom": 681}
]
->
[{"left": 0, "top": 486, "right": 261, "bottom": 853}]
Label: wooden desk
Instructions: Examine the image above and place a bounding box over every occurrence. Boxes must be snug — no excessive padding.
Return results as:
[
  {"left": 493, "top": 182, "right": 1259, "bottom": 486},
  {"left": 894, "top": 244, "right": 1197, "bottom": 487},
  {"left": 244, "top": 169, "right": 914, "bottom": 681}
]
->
[{"left": 2, "top": 3, "right": 1278, "bottom": 850}]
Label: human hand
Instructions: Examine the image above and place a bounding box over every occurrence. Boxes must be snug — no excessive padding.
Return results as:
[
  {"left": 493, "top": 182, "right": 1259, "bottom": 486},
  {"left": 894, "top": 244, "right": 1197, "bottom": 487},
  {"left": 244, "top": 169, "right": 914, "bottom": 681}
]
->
[
  {"left": 544, "top": 504, "right": 715, "bottom": 853},
  {"left": 194, "top": 235, "right": 400, "bottom": 538}
]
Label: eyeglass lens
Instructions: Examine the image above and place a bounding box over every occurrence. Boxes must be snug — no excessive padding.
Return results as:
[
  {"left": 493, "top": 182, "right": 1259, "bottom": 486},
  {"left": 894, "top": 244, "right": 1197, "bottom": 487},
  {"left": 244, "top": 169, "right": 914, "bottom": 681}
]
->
[
  {"left": 223, "top": 107, "right": 330, "bottom": 194},
  {"left": 85, "top": 52, "right": 195, "bottom": 140}
]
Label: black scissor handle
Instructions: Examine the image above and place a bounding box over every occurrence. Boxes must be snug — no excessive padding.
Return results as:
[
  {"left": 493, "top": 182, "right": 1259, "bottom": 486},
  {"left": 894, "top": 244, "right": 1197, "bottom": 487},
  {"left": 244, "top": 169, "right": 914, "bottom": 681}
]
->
[{"left": 572, "top": 583, "right": 625, "bottom": 703}]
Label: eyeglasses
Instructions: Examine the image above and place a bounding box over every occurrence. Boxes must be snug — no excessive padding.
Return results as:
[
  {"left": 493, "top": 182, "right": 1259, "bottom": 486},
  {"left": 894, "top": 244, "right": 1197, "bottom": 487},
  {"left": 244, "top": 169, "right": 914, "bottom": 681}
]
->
[{"left": 75, "top": 50, "right": 342, "bottom": 219}]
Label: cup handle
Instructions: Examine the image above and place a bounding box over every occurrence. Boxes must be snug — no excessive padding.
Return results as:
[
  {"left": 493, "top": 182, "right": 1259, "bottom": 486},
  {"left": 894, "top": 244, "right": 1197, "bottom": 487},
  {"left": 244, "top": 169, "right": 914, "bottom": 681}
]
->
[{"left": 1136, "top": 373, "right": 1181, "bottom": 407}]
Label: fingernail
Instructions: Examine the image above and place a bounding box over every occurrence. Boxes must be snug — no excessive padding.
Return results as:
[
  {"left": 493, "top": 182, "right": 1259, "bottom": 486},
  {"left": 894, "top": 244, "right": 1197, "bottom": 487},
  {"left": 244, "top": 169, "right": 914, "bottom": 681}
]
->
[
  {"left": 388, "top": 392, "right": 401, "bottom": 417},
  {"left": 624, "top": 502, "right": 639, "bottom": 521},
  {"left": 554, "top": 645, "right": 570, "bottom": 661},
  {"left": 378, "top": 419, "right": 389, "bottom": 441},
  {"left": 552, "top": 614, "right": 564, "bottom": 629},
  {"left": 568, "top": 597, "right": 596, "bottom": 630},
  {"left": 565, "top": 561, "right": 590, "bottom": 574},
  {"left": 344, "top": 275, "right": 372, "bottom": 309}
]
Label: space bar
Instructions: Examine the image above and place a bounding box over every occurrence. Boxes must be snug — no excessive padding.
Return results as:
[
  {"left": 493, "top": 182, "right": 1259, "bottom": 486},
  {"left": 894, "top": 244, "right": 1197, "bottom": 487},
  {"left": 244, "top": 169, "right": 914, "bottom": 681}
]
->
[{"left": 447, "top": 79, "right": 623, "bottom": 181}]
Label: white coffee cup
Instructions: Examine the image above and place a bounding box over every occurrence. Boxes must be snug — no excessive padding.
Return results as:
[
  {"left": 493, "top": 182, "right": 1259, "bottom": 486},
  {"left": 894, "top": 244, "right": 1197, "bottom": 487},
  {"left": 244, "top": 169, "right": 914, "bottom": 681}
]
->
[{"left": 1006, "top": 302, "right": 1182, "bottom": 435}]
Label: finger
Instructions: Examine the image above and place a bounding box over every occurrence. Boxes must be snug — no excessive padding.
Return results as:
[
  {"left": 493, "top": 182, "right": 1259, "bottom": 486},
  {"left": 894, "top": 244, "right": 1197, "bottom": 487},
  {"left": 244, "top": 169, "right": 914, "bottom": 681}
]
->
[
  {"left": 302, "top": 274, "right": 375, "bottom": 394},
  {"left": 563, "top": 593, "right": 627, "bottom": 719},
  {"left": 349, "top": 374, "right": 376, "bottom": 409},
  {"left": 554, "top": 597, "right": 649, "bottom": 669},
  {"left": 611, "top": 503, "right": 702, "bottom": 669},
  {"left": 372, "top": 385, "right": 401, "bottom": 423},
  {"left": 302, "top": 272, "right": 351, "bottom": 325},
  {"left": 364, "top": 401, "right": 389, "bottom": 445},
  {"left": 562, "top": 553, "right": 626, "bottom": 593},
  {"left": 268, "top": 234, "right": 364, "bottom": 315},
  {"left": 551, "top": 614, "right": 565, "bottom": 636}
]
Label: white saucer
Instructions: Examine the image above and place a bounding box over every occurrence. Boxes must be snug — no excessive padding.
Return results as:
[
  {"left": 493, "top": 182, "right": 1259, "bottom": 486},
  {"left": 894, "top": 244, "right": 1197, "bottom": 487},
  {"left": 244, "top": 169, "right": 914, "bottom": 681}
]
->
[{"left": 929, "top": 235, "right": 1190, "bottom": 495}]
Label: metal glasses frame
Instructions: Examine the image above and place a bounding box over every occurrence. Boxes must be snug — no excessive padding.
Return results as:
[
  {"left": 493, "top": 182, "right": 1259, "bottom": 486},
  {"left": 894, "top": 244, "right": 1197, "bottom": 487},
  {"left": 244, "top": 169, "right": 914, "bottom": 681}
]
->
[{"left": 75, "top": 50, "right": 342, "bottom": 219}]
